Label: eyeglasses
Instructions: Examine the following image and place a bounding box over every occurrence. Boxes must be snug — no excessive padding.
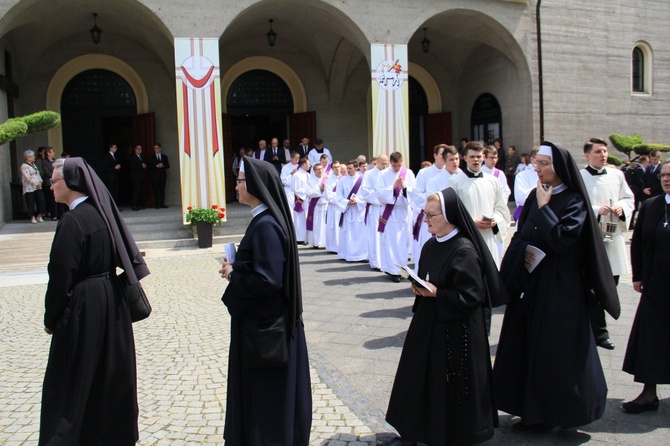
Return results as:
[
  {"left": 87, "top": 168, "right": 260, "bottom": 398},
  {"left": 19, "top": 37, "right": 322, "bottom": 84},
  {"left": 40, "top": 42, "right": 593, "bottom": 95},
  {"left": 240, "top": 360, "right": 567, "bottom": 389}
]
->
[
  {"left": 660, "top": 173, "right": 670, "bottom": 179},
  {"left": 536, "top": 160, "right": 552, "bottom": 168},
  {"left": 236, "top": 179, "right": 246, "bottom": 184},
  {"left": 51, "top": 177, "right": 63, "bottom": 185},
  {"left": 424, "top": 211, "right": 443, "bottom": 220}
]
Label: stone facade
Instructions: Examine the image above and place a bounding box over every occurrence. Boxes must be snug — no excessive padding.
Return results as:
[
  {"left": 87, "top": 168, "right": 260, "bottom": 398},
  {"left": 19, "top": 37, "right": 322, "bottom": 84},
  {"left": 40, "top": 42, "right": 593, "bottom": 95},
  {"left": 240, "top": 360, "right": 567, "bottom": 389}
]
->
[{"left": 0, "top": 0, "right": 667, "bottom": 222}]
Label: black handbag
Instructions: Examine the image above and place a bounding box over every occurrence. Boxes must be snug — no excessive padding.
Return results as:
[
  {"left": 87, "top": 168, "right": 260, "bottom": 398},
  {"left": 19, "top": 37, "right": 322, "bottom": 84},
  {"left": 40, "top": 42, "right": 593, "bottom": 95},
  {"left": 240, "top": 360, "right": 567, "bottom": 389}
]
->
[
  {"left": 242, "top": 314, "right": 289, "bottom": 368},
  {"left": 119, "top": 272, "right": 152, "bottom": 323}
]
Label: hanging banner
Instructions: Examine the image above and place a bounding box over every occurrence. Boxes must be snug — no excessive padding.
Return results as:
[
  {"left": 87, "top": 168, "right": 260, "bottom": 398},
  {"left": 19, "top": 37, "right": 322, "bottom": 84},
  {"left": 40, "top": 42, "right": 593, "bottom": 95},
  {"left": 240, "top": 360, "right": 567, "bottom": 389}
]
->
[
  {"left": 175, "top": 37, "right": 227, "bottom": 222},
  {"left": 370, "top": 44, "right": 409, "bottom": 162}
]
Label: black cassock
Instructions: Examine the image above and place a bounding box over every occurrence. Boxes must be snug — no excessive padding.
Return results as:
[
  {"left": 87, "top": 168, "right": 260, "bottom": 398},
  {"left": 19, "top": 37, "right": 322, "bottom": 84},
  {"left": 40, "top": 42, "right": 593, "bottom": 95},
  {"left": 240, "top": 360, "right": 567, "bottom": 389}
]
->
[
  {"left": 386, "top": 233, "right": 496, "bottom": 445},
  {"left": 494, "top": 189, "right": 607, "bottom": 428},
  {"left": 40, "top": 201, "right": 138, "bottom": 445},
  {"left": 623, "top": 195, "right": 670, "bottom": 383},
  {"left": 222, "top": 210, "right": 311, "bottom": 446}
]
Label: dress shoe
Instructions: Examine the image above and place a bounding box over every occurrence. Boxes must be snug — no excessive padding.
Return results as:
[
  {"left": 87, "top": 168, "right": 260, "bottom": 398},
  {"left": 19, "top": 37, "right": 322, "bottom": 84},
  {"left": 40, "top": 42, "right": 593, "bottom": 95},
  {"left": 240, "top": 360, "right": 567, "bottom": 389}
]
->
[
  {"left": 512, "top": 421, "right": 553, "bottom": 433},
  {"left": 390, "top": 274, "right": 402, "bottom": 283},
  {"left": 160, "top": 205, "right": 169, "bottom": 208},
  {"left": 622, "top": 397, "right": 659, "bottom": 414},
  {"left": 597, "top": 339, "right": 615, "bottom": 350},
  {"left": 132, "top": 207, "right": 140, "bottom": 211}
]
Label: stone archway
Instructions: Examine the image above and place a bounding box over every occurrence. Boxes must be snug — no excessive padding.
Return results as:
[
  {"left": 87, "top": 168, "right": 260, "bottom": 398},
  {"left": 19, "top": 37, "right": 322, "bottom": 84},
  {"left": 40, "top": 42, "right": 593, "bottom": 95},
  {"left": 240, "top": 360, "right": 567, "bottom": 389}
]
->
[{"left": 46, "top": 54, "right": 149, "bottom": 150}]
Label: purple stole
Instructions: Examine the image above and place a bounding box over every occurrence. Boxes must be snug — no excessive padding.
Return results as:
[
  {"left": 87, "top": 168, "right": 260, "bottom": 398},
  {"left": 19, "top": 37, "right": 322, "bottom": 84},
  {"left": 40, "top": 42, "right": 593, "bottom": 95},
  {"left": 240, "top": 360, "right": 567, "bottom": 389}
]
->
[
  {"left": 339, "top": 175, "right": 363, "bottom": 227},
  {"left": 513, "top": 205, "right": 523, "bottom": 221},
  {"left": 254, "top": 149, "right": 261, "bottom": 159},
  {"left": 306, "top": 176, "right": 326, "bottom": 231},
  {"left": 378, "top": 168, "right": 407, "bottom": 233},
  {"left": 294, "top": 172, "right": 306, "bottom": 213},
  {"left": 493, "top": 168, "right": 501, "bottom": 178},
  {"left": 412, "top": 210, "right": 424, "bottom": 241},
  {"left": 325, "top": 164, "right": 332, "bottom": 176}
]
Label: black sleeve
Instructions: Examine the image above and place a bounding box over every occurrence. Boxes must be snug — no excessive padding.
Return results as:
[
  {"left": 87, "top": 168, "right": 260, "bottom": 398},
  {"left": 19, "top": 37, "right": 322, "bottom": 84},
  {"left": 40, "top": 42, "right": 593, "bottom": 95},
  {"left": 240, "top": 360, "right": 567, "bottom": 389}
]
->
[{"left": 435, "top": 245, "right": 485, "bottom": 323}]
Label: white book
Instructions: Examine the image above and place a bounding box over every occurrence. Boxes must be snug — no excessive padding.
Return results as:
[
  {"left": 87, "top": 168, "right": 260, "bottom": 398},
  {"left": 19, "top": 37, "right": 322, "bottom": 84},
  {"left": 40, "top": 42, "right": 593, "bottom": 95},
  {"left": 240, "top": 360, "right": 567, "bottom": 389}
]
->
[
  {"left": 395, "top": 264, "right": 435, "bottom": 292},
  {"left": 525, "top": 244, "right": 546, "bottom": 273},
  {"left": 224, "top": 242, "right": 237, "bottom": 263}
]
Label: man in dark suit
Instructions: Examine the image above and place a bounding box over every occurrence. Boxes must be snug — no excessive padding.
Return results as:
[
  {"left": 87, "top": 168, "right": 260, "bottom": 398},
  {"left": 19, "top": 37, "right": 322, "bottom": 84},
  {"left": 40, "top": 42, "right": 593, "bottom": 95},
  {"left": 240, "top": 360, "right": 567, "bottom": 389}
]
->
[
  {"left": 296, "top": 136, "right": 311, "bottom": 159},
  {"left": 128, "top": 145, "right": 147, "bottom": 211},
  {"left": 642, "top": 150, "right": 663, "bottom": 200},
  {"left": 148, "top": 143, "right": 170, "bottom": 208},
  {"left": 263, "top": 137, "right": 286, "bottom": 174},
  {"left": 103, "top": 143, "right": 122, "bottom": 207}
]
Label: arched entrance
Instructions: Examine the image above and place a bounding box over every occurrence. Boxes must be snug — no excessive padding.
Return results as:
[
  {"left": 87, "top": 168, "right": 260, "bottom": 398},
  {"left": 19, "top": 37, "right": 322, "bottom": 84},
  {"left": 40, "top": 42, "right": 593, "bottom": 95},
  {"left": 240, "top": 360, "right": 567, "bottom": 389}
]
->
[
  {"left": 408, "top": 76, "right": 428, "bottom": 172},
  {"left": 471, "top": 93, "right": 502, "bottom": 146},
  {"left": 60, "top": 69, "right": 137, "bottom": 172}
]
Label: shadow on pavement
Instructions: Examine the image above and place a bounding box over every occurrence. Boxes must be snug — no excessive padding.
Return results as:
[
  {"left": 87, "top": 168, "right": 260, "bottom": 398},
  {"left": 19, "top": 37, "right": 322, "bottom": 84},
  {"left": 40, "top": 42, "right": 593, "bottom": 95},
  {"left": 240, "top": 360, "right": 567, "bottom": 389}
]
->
[
  {"left": 359, "top": 306, "right": 413, "bottom": 320},
  {"left": 363, "top": 331, "right": 407, "bottom": 349}
]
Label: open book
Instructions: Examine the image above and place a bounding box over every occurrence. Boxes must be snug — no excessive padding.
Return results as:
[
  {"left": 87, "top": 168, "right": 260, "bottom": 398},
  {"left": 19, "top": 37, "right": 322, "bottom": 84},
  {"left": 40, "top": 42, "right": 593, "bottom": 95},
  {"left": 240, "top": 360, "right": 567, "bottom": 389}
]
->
[{"left": 395, "top": 264, "right": 435, "bottom": 292}]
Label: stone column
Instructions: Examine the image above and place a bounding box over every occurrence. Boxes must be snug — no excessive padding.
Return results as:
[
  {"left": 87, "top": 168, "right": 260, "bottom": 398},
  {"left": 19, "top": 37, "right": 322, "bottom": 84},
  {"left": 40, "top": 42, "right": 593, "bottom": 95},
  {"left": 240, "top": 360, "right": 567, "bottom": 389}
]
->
[
  {"left": 174, "top": 38, "right": 227, "bottom": 222},
  {"left": 370, "top": 44, "right": 410, "bottom": 162}
]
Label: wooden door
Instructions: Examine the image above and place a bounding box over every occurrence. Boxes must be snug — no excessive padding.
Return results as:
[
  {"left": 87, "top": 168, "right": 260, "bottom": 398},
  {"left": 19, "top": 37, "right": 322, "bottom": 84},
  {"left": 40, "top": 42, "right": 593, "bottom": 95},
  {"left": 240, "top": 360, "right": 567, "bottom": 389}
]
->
[
  {"left": 289, "top": 111, "right": 317, "bottom": 147},
  {"left": 425, "top": 112, "right": 452, "bottom": 161}
]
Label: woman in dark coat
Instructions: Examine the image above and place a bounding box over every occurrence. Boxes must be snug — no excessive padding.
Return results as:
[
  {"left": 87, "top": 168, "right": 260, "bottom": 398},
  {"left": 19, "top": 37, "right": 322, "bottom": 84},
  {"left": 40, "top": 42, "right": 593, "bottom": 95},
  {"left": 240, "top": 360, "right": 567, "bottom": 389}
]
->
[
  {"left": 219, "top": 156, "right": 312, "bottom": 445},
  {"left": 385, "top": 188, "right": 504, "bottom": 445},
  {"left": 622, "top": 160, "right": 670, "bottom": 413},
  {"left": 40, "top": 157, "right": 149, "bottom": 445},
  {"left": 494, "top": 142, "right": 620, "bottom": 432}
]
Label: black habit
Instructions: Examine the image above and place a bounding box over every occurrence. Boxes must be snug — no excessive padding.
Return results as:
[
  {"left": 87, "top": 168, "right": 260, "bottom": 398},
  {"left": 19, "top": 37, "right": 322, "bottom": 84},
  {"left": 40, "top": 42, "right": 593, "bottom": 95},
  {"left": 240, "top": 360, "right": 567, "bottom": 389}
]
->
[
  {"left": 40, "top": 201, "right": 138, "bottom": 445},
  {"left": 386, "top": 234, "right": 497, "bottom": 445},
  {"left": 221, "top": 157, "right": 311, "bottom": 445},
  {"left": 623, "top": 195, "right": 670, "bottom": 383}
]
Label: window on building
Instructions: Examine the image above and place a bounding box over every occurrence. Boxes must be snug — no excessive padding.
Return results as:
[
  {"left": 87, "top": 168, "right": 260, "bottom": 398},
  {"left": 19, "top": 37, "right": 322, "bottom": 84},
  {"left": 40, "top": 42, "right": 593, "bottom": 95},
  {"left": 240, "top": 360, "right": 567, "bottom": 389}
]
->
[{"left": 632, "top": 43, "right": 652, "bottom": 95}]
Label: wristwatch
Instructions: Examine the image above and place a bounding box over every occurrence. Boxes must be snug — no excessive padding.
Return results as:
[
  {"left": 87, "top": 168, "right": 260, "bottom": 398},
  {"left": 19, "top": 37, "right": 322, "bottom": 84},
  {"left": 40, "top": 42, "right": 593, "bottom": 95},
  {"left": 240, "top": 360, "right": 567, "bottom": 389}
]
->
[{"left": 227, "top": 271, "right": 233, "bottom": 282}]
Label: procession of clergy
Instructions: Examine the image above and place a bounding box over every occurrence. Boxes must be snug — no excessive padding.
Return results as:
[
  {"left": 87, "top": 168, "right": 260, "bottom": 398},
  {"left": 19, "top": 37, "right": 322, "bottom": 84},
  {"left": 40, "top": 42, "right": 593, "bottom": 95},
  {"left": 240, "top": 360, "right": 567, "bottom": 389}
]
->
[{"left": 266, "top": 140, "right": 514, "bottom": 283}]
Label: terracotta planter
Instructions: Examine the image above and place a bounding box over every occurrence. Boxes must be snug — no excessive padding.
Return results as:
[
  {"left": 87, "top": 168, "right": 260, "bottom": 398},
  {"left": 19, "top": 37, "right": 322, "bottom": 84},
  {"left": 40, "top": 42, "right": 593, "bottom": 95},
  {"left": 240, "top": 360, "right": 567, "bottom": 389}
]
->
[{"left": 196, "top": 221, "right": 213, "bottom": 248}]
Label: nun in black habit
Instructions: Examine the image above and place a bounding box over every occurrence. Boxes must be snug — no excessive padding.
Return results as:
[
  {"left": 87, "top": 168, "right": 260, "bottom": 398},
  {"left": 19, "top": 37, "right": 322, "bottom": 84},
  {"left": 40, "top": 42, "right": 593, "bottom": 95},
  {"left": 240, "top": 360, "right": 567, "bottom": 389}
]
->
[
  {"left": 385, "top": 188, "right": 504, "bottom": 445},
  {"left": 40, "top": 157, "right": 149, "bottom": 445},
  {"left": 220, "top": 156, "right": 312, "bottom": 445},
  {"left": 494, "top": 142, "right": 620, "bottom": 432}
]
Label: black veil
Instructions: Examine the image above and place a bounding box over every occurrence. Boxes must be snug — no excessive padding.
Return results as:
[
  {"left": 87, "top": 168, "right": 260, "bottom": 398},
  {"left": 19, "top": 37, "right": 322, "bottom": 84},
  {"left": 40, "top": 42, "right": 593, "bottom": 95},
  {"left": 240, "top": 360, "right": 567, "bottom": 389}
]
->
[
  {"left": 437, "top": 188, "right": 507, "bottom": 308},
  {"left": 540, "top": 141, "right": 620, "bottom": 319},
  {"left": 241, "top": 156, "right": 303, "bottom": 334},
  {"left": 62, "top": 157, "right": 149, "bottom": 283}
]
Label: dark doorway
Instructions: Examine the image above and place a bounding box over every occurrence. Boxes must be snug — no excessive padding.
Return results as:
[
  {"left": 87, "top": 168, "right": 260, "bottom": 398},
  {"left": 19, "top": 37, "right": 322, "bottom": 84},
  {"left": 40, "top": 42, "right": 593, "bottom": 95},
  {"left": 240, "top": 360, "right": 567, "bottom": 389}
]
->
[
  {"left": 471, "top": 93, "right": 502, "bottom": 146},
  {"left": 61, "top": 69, "right": 138, "bottom": 204},
  {"left": 408, "top": 76, "right": 429, "bottom": 172},
  {"left": 226, "top": 69, "right": 294, "bottom": 196}
]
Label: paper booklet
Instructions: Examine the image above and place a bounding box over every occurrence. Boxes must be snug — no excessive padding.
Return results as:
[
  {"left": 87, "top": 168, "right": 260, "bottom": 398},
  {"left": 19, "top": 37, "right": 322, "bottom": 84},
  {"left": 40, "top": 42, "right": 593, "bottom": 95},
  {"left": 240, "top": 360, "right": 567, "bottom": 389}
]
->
[
  {"left": 224, "top": 242, "right": 237, "bottom": 263},
  {"left": 395, "top": 264, "right": 435, "bottom": 292},
  {"left": 524, "top": 244, "right": 546, "bottom": 273}
]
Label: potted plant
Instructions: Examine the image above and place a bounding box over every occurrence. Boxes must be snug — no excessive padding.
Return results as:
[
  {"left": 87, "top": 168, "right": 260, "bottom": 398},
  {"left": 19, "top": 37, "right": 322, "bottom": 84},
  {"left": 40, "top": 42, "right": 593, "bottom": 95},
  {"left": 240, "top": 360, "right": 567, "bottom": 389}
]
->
[{"left": 185, "top": 204, "right": 225, "bottom": 248}]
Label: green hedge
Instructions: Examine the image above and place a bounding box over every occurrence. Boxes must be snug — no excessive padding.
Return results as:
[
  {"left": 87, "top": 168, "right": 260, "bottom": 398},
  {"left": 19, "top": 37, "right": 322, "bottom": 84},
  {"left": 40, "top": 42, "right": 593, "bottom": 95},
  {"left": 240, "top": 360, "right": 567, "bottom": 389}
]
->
[
  {"left": 609, "top": 134, "right": 643, "bottom": 159},
  {"left": 0, "top": 111, "right": 61, "bottom": 145},
  {"left": 607, "top": 155, "right": 622, "bottom": 166}
]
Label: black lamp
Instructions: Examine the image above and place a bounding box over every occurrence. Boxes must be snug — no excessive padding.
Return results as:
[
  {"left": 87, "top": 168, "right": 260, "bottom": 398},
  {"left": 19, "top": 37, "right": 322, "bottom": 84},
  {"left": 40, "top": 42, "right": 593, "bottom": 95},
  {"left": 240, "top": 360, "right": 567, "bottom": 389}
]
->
[
  {"left": 266, "top": 19, "right": 277, "bottom": 47},
  {"left": 421, "top": 27, "right": 430, "bottom": 54},
  {"left": 90, "top": 13, "right": 102, "bottom": 45}
]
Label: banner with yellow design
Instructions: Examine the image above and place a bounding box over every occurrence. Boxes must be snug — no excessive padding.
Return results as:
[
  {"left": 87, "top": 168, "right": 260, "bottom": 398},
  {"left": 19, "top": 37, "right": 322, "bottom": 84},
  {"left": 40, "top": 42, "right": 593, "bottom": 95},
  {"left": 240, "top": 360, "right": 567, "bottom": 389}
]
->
[
  {"left": 370, "top": 44, "right": 409, "bottom": 162},
  {"left": 175, "top": 38, "right": 227, "bottom": 223}
]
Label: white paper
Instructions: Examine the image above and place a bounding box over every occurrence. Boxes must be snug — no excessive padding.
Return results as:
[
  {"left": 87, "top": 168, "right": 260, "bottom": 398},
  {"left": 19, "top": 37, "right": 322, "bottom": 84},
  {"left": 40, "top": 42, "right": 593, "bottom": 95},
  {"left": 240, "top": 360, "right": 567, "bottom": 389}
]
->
[
  {"left": 525, "top": 244, "right": 546, "bottom": 273},
  {"left": 224, "top": 242, "right": 237, "bottom": 263},
  {"left": 395, "top": 264, "right": 435, "bottom": 292}
]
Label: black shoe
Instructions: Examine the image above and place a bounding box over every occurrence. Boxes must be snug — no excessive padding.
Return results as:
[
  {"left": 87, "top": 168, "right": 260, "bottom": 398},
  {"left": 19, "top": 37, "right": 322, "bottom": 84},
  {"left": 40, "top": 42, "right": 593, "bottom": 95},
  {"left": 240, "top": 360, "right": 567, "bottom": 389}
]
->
[
  {"left": 132, "top": 207, "right": 140, "bottom": 211},
  {"left": 597, "top": 339, "right": 615, "bottom": 350},
  {"left": 155, "top": 206, "right": 160, "bottom": 209},
  {"left": 622, "top": 398, "right": 659, "bottom": 414},
  {"left": 512, "top": 421, "right": 553, "bottom": 433},
  {"left": 160, "top": 205, "right": 169, "bottom": 208},
  {"left": 390, "top": 274, "right": 402, "bottom": 283}
]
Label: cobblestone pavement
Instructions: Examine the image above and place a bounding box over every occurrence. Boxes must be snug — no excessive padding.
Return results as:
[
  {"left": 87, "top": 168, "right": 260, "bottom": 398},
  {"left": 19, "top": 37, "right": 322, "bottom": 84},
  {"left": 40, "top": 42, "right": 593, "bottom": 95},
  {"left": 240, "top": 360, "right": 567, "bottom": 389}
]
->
[{"left": 0, "top": 220, "right": 668, "bottom": 445}]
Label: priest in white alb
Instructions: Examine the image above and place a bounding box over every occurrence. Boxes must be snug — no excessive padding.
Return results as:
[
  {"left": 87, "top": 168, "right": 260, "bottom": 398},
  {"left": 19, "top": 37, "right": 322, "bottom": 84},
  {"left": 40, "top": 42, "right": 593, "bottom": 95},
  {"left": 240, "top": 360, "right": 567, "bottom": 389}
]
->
[
  {"left": 280, "top": 151, "right": 301, "bottom": 219},
  {"left": 324, "top": 161, "right": 342, "bottom": 253},
  {"left": 359, "top": 154, "right": 389, "bottom": 270},
  {"left": 291, "top": 157, "right": 312, "bottom": 243},
  {"left": 513, "top": 147, "right": 539, "bottom": 221},
  {"left": 305, "top": 162, "right": 329, "bottom": 248},
  {"left": 334, "top": 160, "right": 368, "bottom": 262},
  {"left": 376, "top": 152, "right": 416, "bottom": 282},
  {"left": 426, "top": 146, "right": 461, "bottom": 196}
]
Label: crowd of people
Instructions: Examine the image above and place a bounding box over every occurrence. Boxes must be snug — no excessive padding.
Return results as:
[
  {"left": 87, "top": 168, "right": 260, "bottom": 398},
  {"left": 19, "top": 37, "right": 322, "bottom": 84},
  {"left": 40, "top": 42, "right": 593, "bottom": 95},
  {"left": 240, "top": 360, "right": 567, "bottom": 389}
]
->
[{"left": 36, "top": 136, "right": 669, "bottom": 445}]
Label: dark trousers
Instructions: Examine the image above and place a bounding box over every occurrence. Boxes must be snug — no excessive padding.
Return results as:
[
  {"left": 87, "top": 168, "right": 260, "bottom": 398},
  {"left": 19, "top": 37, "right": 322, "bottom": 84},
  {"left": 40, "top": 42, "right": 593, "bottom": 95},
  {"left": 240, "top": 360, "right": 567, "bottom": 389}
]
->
[
  {"left": 43, "top": 187, "right": 56, "bottom": 218},
  {"left": 105, "top": 178, "right": 119, "bottom": 205},
  {"left": 152, "top": 177, "right": 166, "bottom": 207},
  {"left": 589, "top": 275, "right": 619, "bottom": 342},
  {"left": 131, "top": 179, "right": 144, "bottom": 209},
  {"left": 24, "top": 190, "right": 46, "bottom": 218}
]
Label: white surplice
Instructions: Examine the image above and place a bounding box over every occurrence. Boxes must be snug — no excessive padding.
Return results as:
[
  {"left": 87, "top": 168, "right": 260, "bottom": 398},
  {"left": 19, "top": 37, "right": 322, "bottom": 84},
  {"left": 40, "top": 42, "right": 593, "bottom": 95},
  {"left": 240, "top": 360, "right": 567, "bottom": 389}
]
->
[
  {"left": 324, "top": 174, "right": 342, "bottom": 253},
  {"left": 359, "top": 167, "right": 384, "bottom": 269},
  {"left": 305, "top": 173, "right": 329, "bottom": 248},
  {"left": 447, "top": 170, "right": 510, "bottom": 266},
  {"left": 281, "top": 161, "right": 299, "bottom": 219},
  {"left": 580, "top": 167, "right": 635, "bottom": 275},
  {"left": 409, "top": 164, "right": 444, "bottom": 270},
  {"left": 514, "top": 168, "right": 539, "bottom": 207},
  {"left": 291, "top": 169, "right": 311, "bottom": 242}
]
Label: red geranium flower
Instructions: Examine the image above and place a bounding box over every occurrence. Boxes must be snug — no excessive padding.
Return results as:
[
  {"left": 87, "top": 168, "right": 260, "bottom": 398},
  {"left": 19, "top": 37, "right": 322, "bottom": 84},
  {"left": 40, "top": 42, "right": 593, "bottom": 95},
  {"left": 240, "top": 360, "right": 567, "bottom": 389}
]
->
[
  {"left": 187, "top": 206, "right": 193, "bottom": 211},
  {"left": 212, "top": 204, "right": 218, "bottom": 210},
  {"left": 218, "top": 212, "right": 225, "bottom": 219}
]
